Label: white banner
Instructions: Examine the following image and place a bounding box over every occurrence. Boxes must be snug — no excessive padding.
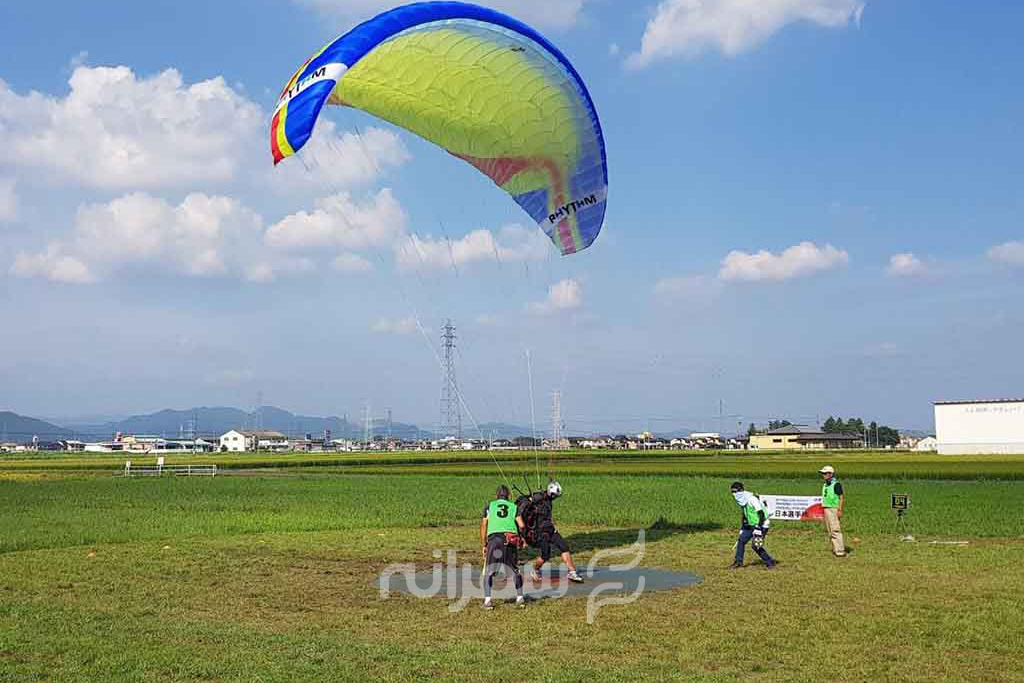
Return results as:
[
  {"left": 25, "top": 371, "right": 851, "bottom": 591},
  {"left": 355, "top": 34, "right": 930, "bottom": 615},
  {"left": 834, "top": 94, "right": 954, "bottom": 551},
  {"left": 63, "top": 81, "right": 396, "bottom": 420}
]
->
[
  {"left": 759, "top": 495, "right": 824, "bottom": 522},
  {"left": 274, "top": 63, "right": 348, "bottom": 114}
]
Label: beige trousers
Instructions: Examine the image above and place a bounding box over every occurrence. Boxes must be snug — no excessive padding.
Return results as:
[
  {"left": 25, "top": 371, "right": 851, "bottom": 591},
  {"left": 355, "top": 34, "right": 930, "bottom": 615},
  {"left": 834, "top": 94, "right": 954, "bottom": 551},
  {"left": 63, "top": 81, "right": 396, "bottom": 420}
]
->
[{"left": 823, "top": 507, "right": 846, "bottom": 556}]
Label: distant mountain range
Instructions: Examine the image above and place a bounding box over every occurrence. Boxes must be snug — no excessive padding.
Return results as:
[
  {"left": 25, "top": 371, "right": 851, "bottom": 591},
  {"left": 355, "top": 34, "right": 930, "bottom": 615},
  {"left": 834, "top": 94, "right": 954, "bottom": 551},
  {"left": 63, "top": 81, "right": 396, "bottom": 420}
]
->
[
  {"left": 0, "top": 411, "right": 72, "bottom": 442},
  {"left": 476, "top": 422, "right": 536, "bottom": 440},
  {"left": 33, "top": 408, "right": 539, "bottom": 441},
  {"left": 3, "top": 407, "right": 915, "bottom": 443},
  {"left": 41, "top": 413, "right": 129, "bottom": 428},
  {"left": 49, "top": 406, "right": 417, "bottom": 441},
  {"left": 1, "top": 407, "right": 543, "bottom": 442}
]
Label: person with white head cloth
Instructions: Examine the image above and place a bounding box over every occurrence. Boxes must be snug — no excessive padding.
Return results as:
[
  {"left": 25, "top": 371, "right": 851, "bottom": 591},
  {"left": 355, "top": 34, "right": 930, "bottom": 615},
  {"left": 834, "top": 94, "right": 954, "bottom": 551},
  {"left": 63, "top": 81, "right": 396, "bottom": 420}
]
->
[{"left": 728, "top": 481, "right": 777, "bottom": 569}]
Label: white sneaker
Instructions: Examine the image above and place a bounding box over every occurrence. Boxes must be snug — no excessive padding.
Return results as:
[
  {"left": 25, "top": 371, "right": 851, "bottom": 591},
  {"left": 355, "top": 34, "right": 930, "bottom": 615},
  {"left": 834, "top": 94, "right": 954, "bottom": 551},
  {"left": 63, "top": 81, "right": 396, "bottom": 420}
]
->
[
  {"left": 482, "top": 599, "right": 493, "bottom": 610},
  {"left": 567, "top": 570, "right": 584, "bottom": 583},
  {"left": 515, "top": 596, "right": 526, "bottom": 607}
]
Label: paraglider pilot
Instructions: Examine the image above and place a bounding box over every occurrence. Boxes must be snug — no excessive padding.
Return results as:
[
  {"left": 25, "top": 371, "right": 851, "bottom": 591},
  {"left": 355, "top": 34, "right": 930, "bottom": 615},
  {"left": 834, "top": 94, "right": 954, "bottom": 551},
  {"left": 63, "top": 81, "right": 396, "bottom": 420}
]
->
[{"left": 520, "top": 481, "right": 584, "bottom": 584}]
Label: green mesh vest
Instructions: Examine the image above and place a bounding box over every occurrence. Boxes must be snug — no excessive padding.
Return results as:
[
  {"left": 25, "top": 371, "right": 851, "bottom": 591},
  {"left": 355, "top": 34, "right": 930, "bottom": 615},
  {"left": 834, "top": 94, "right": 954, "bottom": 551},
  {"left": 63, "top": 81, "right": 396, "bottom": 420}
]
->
[
  {"left": 486, "top": 499, "right": 518, "bottom": 535},
  {"left": 822, "top": 480, "right": 841, "bottom": 508},
  {"left": 743, "top": 501, "right": 762, "bottom": 527}
]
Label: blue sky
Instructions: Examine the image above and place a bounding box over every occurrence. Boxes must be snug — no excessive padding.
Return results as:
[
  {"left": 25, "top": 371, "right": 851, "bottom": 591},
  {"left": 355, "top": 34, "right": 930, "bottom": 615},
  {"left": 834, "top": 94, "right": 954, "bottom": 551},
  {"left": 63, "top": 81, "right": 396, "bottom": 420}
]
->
[{"left": 1, "top": 0, "right": 1022, "bottom": 433}]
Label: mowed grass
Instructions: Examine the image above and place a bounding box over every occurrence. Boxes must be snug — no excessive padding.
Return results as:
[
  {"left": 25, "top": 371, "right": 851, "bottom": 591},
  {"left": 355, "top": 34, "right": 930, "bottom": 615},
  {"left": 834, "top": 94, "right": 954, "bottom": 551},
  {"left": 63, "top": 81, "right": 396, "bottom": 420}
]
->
[{"left": 2, "top": 468, "right": 1023, "bottom": 683}]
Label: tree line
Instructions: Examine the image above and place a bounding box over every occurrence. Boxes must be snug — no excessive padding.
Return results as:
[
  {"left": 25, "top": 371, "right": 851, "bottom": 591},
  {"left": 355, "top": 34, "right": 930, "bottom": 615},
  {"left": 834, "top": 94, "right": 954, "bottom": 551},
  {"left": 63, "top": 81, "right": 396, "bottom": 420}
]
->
[
  {"left": 822, "top": 416, "right": 900, "bottom": 447},
  {"left": 746, "top": 420, "right": 792, "bottom": 435},
  {"left": 746, "top": 417, "right": 900, "bottom": 447}
]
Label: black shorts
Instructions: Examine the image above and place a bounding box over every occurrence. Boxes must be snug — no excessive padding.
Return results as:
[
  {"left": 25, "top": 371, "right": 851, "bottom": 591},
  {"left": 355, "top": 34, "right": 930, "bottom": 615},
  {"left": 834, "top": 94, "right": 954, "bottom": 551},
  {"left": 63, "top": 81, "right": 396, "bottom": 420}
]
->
[
  {"left": 485, "top": 533, "right": 520, "bottom": 572},
  {"left": 537, "top": 530, "right": 568, "bottom": 561}
]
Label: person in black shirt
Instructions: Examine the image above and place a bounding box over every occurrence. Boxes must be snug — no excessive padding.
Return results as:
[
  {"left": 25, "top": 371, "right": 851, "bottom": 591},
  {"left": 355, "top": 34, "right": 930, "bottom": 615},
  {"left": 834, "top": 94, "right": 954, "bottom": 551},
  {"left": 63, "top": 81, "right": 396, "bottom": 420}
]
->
[{"left": 519, "top": 481, "right": 583, "bottom": 583}]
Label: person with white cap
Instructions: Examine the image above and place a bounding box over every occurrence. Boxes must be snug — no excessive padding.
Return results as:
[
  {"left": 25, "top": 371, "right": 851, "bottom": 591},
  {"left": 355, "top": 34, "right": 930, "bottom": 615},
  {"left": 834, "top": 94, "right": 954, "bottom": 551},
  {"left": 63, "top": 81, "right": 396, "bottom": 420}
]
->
[{"left": 819, "top": 465, "right": 846, "bottom": 557}]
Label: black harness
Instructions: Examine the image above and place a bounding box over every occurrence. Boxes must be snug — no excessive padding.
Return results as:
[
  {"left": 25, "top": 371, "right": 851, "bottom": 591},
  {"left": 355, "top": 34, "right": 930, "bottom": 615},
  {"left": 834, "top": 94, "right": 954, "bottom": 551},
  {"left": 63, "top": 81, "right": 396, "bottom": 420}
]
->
[{"left": 516, "top": 492, "right": 553, "bottom": 547}]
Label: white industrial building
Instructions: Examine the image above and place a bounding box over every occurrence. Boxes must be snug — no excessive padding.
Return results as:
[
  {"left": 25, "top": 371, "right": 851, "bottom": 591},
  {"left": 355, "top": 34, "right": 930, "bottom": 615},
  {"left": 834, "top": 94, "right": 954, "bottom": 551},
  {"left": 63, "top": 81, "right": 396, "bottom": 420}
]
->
[
  {"left": 218, "top": 430, "right": 289, "bottom": 452},
  {"left": 934, "top": 399, "right": 1024, "bottom": 455},
  {"left": 219, "top": 430, "right": 248, "bottom": 452}
]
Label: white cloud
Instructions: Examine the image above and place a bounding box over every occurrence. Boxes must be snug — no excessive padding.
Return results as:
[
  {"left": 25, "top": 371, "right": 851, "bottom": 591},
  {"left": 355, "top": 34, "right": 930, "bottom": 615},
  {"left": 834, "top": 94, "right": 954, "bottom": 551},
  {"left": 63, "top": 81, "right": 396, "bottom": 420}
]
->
[
  {"left": 475, "top": 314, "right": 501, "bottom": 327},
  {"left": 293, "top": 0, "right": 588, "bottom": 31},
  {"left": 10, "top": 245, "right": 96, "bottom": 284},
  {"left": 331, "top": 252, "right": 374, "bottom": 273},
  {"left": 68, "top": 51, "right": 90, "bottom": 71},
  {"left": 627, "top": 0, "right": 864, "bottom": 68},
  {"left": 654, "top": 275, "right": 720, "bottom": 303},
  {"left": 270, "top": 124, "right": 410, "bottom": 191},
  {"left": 244, "top": 257, "right": 316, "bottom": 283},
  {"left": 243, "top": 264, "right": 277, "bottom": 283},
  {"left": 530, "top": 278, "right": 583, "bottom": 314},
  {"left": 0, "top": 178, "right": 16, "bottom": 223},
  {"left": 886, "top": 253, "right": 927, "bottom": 277},
  {"left": 10, "top": 193, "right": 281, "bottom": 283},
  {"left": 862, "top": 342, "right": 903, "bottom": 358},
  {"left": 206, "top": 368, "right": 256, "bottom": 386},
  {"left": 371, "top": 316, "right": 421, "bottom": 335},
  {"left": 0, "top": 66, "right": 263, "bottom": 189},
  {"left": 265, "top": 189, "right": 407, "bottom": 251},
  {"left": 76, "top": 193, "right": 261, "bottom": 275},
  {"left": 396, "top": 224, "right": 550, "bottom": 271},
  {"left": 988, "top": 241, "right": 1024, "bottom": 268},
  {"left": 719, "top": 241, "right": 849, "bottom": 282}
]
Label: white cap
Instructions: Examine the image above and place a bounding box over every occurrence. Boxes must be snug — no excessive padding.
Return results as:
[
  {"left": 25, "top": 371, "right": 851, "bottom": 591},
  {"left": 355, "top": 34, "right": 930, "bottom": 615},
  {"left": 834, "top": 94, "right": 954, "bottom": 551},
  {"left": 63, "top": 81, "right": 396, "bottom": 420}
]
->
[{"left": 818, "top": 465, "right": 835, "bottom": 474}]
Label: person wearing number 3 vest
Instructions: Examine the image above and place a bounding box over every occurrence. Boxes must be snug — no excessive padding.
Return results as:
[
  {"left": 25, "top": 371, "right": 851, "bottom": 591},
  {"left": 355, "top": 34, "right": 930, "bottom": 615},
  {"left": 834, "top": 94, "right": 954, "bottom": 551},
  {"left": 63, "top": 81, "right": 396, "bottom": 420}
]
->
[
  {"left": 819, "top": 465, "right": 847, "bottom": 557},
  {"left": 480, "top": 485, "right": 526, "bottom": 610}
]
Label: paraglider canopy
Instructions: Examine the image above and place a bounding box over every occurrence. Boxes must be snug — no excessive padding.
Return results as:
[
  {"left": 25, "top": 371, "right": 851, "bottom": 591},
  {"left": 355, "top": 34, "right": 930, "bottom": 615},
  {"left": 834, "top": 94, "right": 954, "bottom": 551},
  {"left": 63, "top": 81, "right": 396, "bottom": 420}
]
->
[{"left": 270, "top": 1, "right": 607, "bottom": 255}]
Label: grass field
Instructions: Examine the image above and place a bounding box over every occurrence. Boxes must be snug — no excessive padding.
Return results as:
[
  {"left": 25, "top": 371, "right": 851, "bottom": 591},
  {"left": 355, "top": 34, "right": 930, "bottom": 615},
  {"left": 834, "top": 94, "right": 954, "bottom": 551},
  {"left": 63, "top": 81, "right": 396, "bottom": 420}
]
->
[
  {"left": 2, "top": 456, "right": 1023, "bottom": 682},
  {"left": 3, "top": 449, "right": 1024, "bottom": 479}
]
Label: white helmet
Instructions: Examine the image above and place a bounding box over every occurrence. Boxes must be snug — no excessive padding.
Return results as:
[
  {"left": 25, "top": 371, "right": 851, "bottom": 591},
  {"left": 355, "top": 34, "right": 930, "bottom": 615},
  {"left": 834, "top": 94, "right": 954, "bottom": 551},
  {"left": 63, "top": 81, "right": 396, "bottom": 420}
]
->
[{"left": 546, "top": 481, "right": 562, "bottom": 499}]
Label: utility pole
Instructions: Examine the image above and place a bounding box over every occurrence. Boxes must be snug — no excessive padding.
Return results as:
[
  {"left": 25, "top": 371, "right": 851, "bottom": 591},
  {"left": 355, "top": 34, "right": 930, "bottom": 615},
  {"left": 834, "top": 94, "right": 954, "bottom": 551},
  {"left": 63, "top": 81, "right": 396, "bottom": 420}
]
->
[
  {"left": 718, "top": 399, "right": 724, "bottom": 441},
  {"left": 439, "top": 320, "right": 461, "bottom": 442},
  {"left": 551, "top": 390, "right": 562, "bottom": 450},
  {"left": 713, "top": 365, "right": 724, "bottom": 443},
  {"left": 363, "top": 403, "right": 372, "bottom": 449},
  {"left": 386, "top": 408, "right": 393, "bottom": 444}
]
